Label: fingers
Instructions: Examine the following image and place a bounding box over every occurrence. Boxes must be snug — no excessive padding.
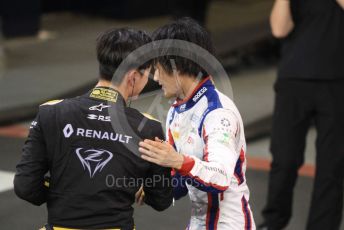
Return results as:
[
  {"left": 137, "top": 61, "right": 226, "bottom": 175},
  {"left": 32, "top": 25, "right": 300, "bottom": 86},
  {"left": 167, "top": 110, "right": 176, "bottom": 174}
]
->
[
  {"left": 138, "top": 191, "right": 145, "bottom": 205},
  {"left": 135, "top": 185, "right": 145, "bottom": 206},
  {"left": 138, "top": 141, "right": 161, "bottom": 164},
  {"left": 138, "top": 147, "right": 162, "bottom": 162},
  {"left": 139, "top": 140, "right": 166, "bottom": 157},
  {"left": 154, "top": 137, "right": 174, "bottom": 150},
  {"left": 155, "top": 137, "right": 164, "bottom": 143},
  {"left": 139, "top": 141, "right": 156, "bottom": 151},
  {"left": 138, "top": 138, "right": 172, "bottom": 166},
  {"left": 144, "top": 138, "right": 166, "bottom": 149},
  {"left": 139, "top": 186, "right": 145, "bottom": 205},
  {"left": 135, "top": 186, "right": 143, "bottom": 202},
  {"left": 140, "top": 154, "right": 159, "bottom": 165},
  {"left": 138, "top": 145, "right": 154, "bottom": 156}
]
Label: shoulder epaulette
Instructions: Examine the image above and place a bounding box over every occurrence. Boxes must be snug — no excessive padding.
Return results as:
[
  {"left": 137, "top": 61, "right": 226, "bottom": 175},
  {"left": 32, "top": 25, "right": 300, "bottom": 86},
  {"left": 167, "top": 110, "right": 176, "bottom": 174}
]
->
[
  {"left": 141, "top": 112, "right": 161, "bottom": 123},
  {"left": 40, "top": 99, "right": 64, "bottom": 106}
]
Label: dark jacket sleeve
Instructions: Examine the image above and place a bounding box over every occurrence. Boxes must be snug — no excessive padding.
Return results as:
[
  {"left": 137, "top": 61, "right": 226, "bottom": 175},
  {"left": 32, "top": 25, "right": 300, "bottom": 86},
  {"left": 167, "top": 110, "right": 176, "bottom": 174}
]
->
[
  {"left": 172, "top": 171, "right": 189, "bottom": 200},
  {"left": 143, "top": 122, "right": 173, "bottom": 211},
  {"left": 13, "top": 110, "right": 49, "bottom": 206}
]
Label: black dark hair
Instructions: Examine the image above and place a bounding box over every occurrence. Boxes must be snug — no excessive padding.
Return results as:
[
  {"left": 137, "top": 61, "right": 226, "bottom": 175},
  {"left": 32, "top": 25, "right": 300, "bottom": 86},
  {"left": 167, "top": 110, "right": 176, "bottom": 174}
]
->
[
  {"left": 96, "top": 28, "right": 152, "bottom": 83},
  {"left": 152, "top": 17, "right": 215, "bottom": 78}
]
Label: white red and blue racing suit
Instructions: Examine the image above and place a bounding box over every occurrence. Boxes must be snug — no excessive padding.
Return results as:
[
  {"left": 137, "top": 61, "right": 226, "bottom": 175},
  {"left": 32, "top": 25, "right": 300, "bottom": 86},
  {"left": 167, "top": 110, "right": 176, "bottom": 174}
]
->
[{"left": 167, "top": 77, "right": 256, "bottom": 230}]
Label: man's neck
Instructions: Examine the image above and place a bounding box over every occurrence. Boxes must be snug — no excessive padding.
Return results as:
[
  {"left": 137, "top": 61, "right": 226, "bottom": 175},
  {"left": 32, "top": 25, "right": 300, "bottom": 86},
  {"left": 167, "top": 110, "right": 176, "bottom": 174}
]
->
[
  {"left": 95, "top": 79, "right": 111, "bottom": 88},
  {"left": 178, "top": 75, "right": 202, "bottom": 100},
  {"left": 95, "top": 79, "right": 129, "bottom": 102}
]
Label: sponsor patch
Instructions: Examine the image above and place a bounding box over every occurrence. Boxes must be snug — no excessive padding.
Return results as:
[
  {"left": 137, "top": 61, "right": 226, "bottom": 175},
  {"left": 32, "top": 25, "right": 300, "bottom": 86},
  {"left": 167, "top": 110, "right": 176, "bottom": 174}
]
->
[
  {"left": 172, "top": 131, "right": 180, "bottom": 140},
  {"left": 62, "top": 124, "right": 132, "bottom": 143},
  {"left": 190, "top": 114, "right": 200, "bottom": 123},
  {"left": 76, "top": 148, "right": 113, "bottom": 178},
  {"left": 87, "top": 114, "right": 111, "bottom": 122},
  {"left": 218, "top": 132, "right": 230, "bottom": 146},
  {"left": 30, "top": 121, "right": 38, "bottom": 129},
  {"left": 89, "top": 103, "right": 111, "bottom": 112},
  {"left": 90, "top": 88, "right": 118, "bottom": 102},
  {"left": 63, "top": 124, "right": 74, "bottom": 138},
  {"left": 187, "top": 136, "right": 194, "bottom": 144},
  {"left": 221, "top": 118, "right": 230, "bottom": 127},
  {"left": 190, "top": 127, "right": 198, "bottom": 134},
  {"left": 192, "top": 87, "right": 207, "bottom": 102}
]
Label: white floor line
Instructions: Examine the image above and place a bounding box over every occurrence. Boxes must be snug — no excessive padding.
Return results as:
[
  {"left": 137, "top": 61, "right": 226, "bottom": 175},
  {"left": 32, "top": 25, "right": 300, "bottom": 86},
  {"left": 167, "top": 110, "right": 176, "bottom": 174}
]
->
[{"left": 0, "top": 170, "right": 15, "bottom": 193}]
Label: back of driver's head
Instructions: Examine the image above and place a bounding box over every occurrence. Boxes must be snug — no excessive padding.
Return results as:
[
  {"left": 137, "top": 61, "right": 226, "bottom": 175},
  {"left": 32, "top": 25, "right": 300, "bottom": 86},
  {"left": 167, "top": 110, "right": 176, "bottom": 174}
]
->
[
  {"left": 96, "top": 28, "right": 152, "bottom": 84},
  {"left": 153, "top": 17, "right": 215, "bottom": 79}
]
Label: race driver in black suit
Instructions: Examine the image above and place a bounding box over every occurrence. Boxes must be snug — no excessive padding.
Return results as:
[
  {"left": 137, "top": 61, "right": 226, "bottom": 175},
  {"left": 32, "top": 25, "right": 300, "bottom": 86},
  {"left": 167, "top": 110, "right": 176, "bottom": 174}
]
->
[{"left": 13, "top": 28, "right": 172, "bottom": 230}]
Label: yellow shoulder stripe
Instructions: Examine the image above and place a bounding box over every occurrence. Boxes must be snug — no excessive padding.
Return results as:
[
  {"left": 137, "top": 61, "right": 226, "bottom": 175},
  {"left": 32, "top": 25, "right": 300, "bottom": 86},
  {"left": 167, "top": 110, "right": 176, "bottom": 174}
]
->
[
  {"left": 142, "top": 113, "right": 161, "bottom": 123},
  {"left": 40, "top": 99, "right": 63, "bottom": 106},
  {"left": 44, "top": 180, "right": 50, "bottom": 188}
]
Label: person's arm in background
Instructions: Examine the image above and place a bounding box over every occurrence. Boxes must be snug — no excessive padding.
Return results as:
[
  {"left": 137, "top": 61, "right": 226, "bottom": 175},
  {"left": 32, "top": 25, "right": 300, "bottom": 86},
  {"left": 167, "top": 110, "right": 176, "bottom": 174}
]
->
[
  {"left": 337, "top": 0, "right": 344, "bottom": 10},
  {"left": 13, "top": 111, "right": 49, "bottom": 205},
  {"left": 270, "top": 0, "right": 294, "bottom": 38}
]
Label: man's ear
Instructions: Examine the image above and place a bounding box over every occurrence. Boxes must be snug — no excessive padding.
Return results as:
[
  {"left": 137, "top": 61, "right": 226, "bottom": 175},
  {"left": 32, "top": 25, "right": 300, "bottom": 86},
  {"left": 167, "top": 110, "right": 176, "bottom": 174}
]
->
[{"left": 126, "top": 70, "right": 137, "bottom": 87}]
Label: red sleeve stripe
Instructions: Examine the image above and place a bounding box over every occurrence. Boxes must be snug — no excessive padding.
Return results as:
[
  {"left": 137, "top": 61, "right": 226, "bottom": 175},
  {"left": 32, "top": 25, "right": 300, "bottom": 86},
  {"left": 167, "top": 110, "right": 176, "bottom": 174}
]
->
[
  {"left": 203, "top": 127, "right": 209, "bottom": 162},
  {"left": 168, "top": 128, "right": 177, "bottom": 150},
  {"left": 178, "top": 155, "right": 195, "bottom": 175},
  {"left": 234, "top": 148, "right": 245, "bottom": 185}
]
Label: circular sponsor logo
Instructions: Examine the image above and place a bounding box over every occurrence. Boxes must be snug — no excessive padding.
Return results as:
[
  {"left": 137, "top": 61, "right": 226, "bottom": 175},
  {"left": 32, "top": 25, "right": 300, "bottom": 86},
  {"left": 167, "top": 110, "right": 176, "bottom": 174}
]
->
[{"left": 221, "top": 118, "right": 231, "bottom": 127}]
